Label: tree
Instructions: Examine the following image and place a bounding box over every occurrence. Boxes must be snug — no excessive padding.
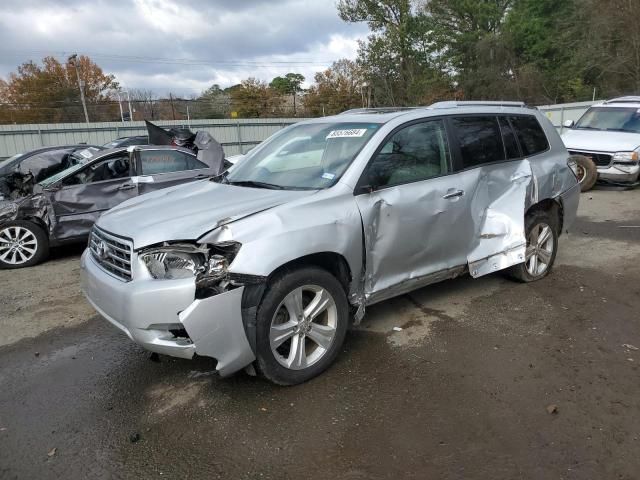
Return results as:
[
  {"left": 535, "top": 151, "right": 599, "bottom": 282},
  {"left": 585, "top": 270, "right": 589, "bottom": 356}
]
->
[
  {"left": 229, "top": 78, "right": 283, "bottom": 117},
  {"left": 0, "top": 55, "right": 119, "bottom": 123},
  {"left": 304, "top": 59, "right": 364, "bottom": 116},
  {"left": 270, "top": 73, "right": 305, "bottom": 115},
  {"left": 196, "top": 84, "right": 231, "bottom": 118},
  {"left": 338, "top": 0, "right": 453, "bottom": 106}
]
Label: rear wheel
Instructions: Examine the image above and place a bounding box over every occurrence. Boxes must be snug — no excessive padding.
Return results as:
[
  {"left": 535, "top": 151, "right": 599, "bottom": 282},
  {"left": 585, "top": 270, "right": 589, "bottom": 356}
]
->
[
  {"left": 508, "top": 209, "right": 558, "bottom": 283},
  {"left": 0, "top": 221, "right": 49, "bottom": 269},
  {"left": 255, "top": 266, "right": 349, "bottom": 385}
]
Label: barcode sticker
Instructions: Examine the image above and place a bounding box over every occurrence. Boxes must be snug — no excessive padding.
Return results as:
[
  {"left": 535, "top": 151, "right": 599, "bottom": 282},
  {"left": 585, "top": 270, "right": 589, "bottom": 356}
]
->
[{"left": 326, "top": 129, "right": 368, "bottom": 139}]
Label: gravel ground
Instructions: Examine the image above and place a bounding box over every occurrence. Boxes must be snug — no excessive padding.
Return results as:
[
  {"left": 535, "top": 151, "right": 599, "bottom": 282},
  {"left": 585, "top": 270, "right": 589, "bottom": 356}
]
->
[{"left": 0, "top": 188, "right": 639, "bottom": 479}]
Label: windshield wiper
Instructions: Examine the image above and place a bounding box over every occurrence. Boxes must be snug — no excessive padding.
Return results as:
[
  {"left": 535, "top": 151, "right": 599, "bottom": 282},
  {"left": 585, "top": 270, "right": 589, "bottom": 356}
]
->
[{"left": 226, "top": 180, "right": 285, "bottom": 190}]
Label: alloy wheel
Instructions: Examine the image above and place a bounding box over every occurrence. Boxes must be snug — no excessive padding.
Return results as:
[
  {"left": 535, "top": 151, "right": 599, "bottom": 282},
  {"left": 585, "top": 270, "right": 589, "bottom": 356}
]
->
[
  {"left": 525, "top": 222, "right": 554, "bottom": 277},
  {"left": 0, "top": 226, "right": 38, "bottom": 265},
  {"left": 269, "top": 285, "right": 338, "bottom": 370}
]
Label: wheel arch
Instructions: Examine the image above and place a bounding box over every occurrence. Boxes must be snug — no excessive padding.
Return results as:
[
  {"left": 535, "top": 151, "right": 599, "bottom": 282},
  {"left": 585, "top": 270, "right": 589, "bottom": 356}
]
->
[{"left": 526, "top": 197, "right": 563, "bottom": 234}]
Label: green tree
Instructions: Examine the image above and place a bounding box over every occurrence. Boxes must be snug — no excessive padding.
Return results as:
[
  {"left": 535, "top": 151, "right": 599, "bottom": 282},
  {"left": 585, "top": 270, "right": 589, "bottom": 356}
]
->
[
  {"left": 269, "top": 73, "right": 305, "bottom": 115},
  {"left": 229, "top": 78, "right": 283, "bottom": 118},
  {"left": 338, "top": 0, "right": 452, "bottom": 106}
]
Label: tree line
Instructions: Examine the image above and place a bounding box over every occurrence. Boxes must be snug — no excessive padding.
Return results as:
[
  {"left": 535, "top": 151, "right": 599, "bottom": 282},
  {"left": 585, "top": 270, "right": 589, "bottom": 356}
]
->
[{"left": 1, "top": 0, "right": 639, "bottom": 123}]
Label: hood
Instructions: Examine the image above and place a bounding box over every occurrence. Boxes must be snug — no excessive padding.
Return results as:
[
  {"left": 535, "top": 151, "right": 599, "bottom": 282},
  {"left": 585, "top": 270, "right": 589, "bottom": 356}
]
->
[
  {"left": 561, "top": 128, "right": 640, "bottom": 152},
  {"left": 97, "top": 180, "right": 316, "bottom": 249}
]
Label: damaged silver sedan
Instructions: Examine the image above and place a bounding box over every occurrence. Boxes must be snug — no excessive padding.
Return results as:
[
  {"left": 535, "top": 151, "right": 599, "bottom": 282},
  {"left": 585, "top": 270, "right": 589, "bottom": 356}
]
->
[{"left": 81, "top": 102, "right": 580, "bottom": 385}]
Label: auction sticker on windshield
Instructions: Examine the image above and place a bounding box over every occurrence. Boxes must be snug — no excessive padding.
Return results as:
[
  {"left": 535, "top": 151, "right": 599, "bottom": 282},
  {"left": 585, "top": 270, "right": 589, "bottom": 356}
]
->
[{"left": 326, "top": 129, "right": 368, "bottom": 139}]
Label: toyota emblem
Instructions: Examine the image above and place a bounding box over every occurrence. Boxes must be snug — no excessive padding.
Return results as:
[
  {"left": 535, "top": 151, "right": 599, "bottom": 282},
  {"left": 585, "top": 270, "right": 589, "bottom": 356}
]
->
[{"left": 97, "top": 240, "right": 110, "bottom": 260}]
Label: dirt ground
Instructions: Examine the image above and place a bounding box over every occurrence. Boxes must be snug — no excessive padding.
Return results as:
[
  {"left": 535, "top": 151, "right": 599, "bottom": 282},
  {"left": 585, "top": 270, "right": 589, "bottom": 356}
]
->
[{"left": 1, "top": 188, "right": 639, "bottom": 479}]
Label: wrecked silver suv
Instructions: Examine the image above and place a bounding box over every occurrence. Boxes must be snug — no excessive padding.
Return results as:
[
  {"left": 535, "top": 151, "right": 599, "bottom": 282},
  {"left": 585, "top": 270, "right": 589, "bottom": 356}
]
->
[{"left": 81, "top": 102, "right": 580, "bottom": 385}]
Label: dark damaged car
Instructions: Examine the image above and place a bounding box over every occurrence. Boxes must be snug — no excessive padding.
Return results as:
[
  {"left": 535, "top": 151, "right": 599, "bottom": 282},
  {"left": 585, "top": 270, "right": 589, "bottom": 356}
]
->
[{"left": 0, "top": 132, "right": 227, "bottom": 269}]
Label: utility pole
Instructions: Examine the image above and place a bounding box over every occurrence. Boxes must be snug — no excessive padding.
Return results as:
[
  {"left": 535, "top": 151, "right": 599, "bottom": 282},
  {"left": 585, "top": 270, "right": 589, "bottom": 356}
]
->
[
  {"left": 126, "top": 90, "right": 133, "bottom": 121},
  {"left": 116, "top": 91, "right": 125, "bottom": 122},
  {"left": 68, "top": 54, "right": 90, "bottom": 124},
  {"left": 169, "top": 93, "right": 176, "bottom": 120}
]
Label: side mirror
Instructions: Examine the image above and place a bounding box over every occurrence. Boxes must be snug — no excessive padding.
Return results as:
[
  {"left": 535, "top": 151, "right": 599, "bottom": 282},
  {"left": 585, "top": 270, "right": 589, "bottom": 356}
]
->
[{"left": 563, "top": 119, "right": 575, "bottom": 128}]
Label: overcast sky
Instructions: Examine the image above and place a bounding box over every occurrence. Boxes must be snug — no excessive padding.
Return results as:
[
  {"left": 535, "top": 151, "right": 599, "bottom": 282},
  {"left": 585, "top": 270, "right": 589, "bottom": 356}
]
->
[{"left": 0, "top": 0, "right": 368, "bottom": 96}]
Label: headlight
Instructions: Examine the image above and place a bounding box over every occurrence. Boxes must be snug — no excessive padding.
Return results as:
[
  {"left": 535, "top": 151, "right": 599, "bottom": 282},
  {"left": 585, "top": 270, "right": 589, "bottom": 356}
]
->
[
  {"left": 0, "top": 202, "right": 18, "bottom": 220},
  {"left": 139, "top": 241, "right": 240, "bottom": 282},
  {"left": 612, "top": 151, "right": 639, "bottom": 162},
  {"left": 140, "top": 248, "right": 205, "bottom": 280}
]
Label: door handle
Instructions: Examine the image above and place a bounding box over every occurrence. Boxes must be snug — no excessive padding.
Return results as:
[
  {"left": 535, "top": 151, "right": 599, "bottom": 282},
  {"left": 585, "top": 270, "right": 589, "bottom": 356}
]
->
[
  {"left": 193, "top": 174, "right": 209, "bottom": 179},
  {"left": 118, "top": 183, "right": 136, "bottom": 191},
  {"left": 442, "top": 189, "right": 464, "bottom": 199}
]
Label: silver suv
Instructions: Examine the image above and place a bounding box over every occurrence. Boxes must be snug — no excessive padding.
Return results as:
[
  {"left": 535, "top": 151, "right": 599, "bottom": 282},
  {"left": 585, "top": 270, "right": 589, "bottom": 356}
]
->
[{"left": 81, "top": 102, "right": 580, "bottom": 385}]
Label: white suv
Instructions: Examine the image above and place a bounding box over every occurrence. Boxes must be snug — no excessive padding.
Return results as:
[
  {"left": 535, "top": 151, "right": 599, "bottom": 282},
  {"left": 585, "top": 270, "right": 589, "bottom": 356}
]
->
[{"left": 562, "top": 96, "right": 640, "bottom": 191}]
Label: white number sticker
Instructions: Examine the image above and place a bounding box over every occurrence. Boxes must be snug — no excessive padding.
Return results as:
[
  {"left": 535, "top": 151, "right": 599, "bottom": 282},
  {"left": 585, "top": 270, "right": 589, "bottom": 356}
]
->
[{"left": 326, "top": 129, "right": 368, "bottom": 139}]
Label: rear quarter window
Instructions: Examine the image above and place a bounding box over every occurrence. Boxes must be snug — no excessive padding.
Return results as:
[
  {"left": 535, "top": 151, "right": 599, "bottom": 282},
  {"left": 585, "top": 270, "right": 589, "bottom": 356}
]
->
[{"left": 509, "top": 116, "right": 549, "bottom": 156}]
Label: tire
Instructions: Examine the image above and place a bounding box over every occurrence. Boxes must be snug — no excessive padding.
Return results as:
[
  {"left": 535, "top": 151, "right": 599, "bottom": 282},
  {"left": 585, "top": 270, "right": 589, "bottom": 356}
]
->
[
  {"left": 0, "top": 220, "right": 49, "bottom": 269},
  {"left": 255, "top": 266, "right": 349, "bottom": 385},
  {"left": 574, "top": 155, "right": 598, "bottom": 192},
  {"left": 508, "top": 209, "right": 559, "bottom": 283}
]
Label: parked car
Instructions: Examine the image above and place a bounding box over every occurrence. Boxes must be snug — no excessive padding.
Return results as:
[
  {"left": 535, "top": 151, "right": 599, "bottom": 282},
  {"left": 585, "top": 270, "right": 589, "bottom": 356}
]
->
[
  {"left": 102, "top": 136, "right": 149, "bottom": 149},
  {"left": 81, "top": 102, "right": 580, "bottom": 385},
  {"left": 0, "top": 133, "right": 228, "bottom": 269},
  {"left": 562, "top": 96, "right": 640, "bottom": 191},
  {"left": 0, "top": 145, "right": 103, "bottom": 200}
]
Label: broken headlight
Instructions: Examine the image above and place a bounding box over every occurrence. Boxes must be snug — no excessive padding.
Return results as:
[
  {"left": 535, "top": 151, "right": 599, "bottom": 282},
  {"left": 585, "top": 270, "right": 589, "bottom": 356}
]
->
[{"left": 140, "top": 248, "right": 205, "bottom": 280}]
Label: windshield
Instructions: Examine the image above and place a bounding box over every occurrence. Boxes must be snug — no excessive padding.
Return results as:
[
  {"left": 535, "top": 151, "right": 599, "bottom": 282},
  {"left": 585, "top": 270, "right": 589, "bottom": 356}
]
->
[
  {"left": 575, "top": 107, "right": 640, "bottom": 133},
  {"left": 0, "top": 153, "right": 25, "bottom": 174},
  {"left": 39, "top": 147, "right": 102, "bottom": 186},
  {"left": 224, "top": 122, "right": 380, "bottom": 190}
]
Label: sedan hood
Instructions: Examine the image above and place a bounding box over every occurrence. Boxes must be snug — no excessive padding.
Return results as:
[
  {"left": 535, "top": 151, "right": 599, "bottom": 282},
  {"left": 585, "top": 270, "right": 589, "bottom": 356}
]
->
[
  {"left": 562, "top": 128, "right": 640, "bottom": 152},
  {"left": 97, "top": 180, "right": 315, "bottom": 248}
]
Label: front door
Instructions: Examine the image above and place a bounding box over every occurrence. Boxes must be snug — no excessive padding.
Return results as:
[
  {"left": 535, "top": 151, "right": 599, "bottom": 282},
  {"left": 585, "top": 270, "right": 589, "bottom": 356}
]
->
[
  {"left": 354, "top": 119, "right": 474, "bottom": 303},
  {"left": 47, "top": 152, "right": 137, "bottom": 242}
]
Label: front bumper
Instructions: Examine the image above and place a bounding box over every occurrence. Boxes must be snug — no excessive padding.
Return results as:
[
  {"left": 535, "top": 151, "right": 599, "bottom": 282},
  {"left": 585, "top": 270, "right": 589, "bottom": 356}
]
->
[
  {"left": 597, "top": 163, "right": 640, "bottom": 184},
  {"left": 80, "top": 249, "right": 255, "bottom": 376}
]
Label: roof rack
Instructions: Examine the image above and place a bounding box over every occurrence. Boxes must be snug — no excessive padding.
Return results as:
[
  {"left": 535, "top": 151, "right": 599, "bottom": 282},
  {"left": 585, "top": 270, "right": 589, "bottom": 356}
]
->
[
  {"left": 339, "top": 107, "right": 421, "bottom": 115},
  {"left": 429, "top": 101, "right": 527, "bottom": 109},
  {"left": 604, "top": 96, "right": 640, "bottom": 104}
]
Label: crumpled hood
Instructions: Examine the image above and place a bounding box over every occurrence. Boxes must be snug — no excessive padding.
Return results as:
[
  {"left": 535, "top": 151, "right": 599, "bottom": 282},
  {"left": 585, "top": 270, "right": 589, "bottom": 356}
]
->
[
  {"left": 97, "top": 180, "right": 315, "bottom": 248},
  {"left": 562, "top": 128, "right": 640, "bottom": 152}
]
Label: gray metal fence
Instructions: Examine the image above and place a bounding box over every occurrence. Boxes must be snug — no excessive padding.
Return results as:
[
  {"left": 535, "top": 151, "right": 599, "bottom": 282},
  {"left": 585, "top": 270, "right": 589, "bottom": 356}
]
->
[
  {"left": 0, "top": 118, "right": 309, "bottom": 159},
  {"left": 537, "top": 101, "right": 598, "bottom": 134}
]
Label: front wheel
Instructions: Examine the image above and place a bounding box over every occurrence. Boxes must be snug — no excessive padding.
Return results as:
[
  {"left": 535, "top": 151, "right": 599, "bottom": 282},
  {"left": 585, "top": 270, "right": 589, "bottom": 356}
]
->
[
  {"left": 255, "top": 266, "right": 349, "bottom": 385},
  {"left": 0, "top": 221, "right": 49, "bottom": 269},
  {"left": 508, "top": 209, "right": 558, "bottom": 283}
]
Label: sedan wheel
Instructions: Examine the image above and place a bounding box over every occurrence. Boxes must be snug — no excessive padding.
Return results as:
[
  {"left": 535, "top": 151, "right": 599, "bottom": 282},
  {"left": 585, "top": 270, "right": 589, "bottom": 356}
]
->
[
  {"left": 270, "top": 285, "right": 338, "bottom": 370},
  {"left": 0, "top": 225, "right": 39, "bottom": 266},
  {"left": 525, "top": 222, "right": 555, "bottom": 277}
]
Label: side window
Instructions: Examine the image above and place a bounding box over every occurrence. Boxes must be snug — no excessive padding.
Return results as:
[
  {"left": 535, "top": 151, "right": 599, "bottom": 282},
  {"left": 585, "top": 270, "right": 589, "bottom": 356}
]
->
[
  {"left": 451, "top": 116, "right": 504, "bottom": 169},
  {"left": 139, "top": 150, "right": 206, "bottom": 175},
  {"left": 365, "top": 120, "right": 450, "bottom": 188},
  {"left": 508, "top": 115, "right": 549, "bottom": 156},
  {"left": 62, "top": 155, "right": 130, "bottom": 186},
  {"left": 498, "top": 117, "right": 521, "bottom": 159}
]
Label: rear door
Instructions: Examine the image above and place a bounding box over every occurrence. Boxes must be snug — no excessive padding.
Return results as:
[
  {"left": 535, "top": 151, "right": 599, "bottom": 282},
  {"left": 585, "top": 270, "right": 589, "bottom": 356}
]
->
[
  {"left": 446, "top": 115, "right": 533, "bottom": 277},
  {"left": 47, "top": 151, "right": 137, "bottom": 242},
  {"left": 133, "top": 148, "right": 214, "bottom": 195}
]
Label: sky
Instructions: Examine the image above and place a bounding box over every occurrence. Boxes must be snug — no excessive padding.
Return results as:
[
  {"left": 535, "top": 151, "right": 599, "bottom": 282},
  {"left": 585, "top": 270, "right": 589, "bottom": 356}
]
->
[{"left": 0, "top": 0, "right": 369, "bottom": 96}]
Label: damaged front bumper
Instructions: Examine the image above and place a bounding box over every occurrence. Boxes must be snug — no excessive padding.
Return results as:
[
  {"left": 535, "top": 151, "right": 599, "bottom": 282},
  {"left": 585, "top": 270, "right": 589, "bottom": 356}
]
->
[
  {"left": 80, "top": 249, "right": 255, "bottom": 376},
  {"left": 597, "top": 163, "right": 640, "bottom": 185}
]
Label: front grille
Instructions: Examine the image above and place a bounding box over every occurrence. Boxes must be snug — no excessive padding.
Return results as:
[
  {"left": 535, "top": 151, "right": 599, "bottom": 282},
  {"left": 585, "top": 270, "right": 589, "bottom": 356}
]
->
[
  {"left": 89, "top": 227, "right": 133, "bottom": 281},
  {"left": 568, "top": 150, "right": 612, "bottom": 167}
]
